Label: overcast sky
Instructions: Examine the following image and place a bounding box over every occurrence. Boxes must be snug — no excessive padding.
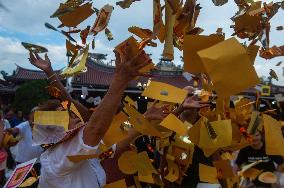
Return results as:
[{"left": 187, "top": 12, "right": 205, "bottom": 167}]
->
[{"left": 0, "top": 0, "right": 283, "bottom": 85}]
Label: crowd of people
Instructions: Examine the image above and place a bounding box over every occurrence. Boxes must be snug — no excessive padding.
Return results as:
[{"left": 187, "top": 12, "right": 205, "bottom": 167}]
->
[{"left": 0, "top": 48, "right": 283, "bottom": 188}]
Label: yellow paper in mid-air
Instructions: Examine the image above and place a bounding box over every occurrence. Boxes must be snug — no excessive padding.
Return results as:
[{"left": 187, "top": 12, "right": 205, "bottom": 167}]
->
[
  {"left": 136, "top": 151, "right": 158, "bottom": 176},
  {"left": 114, "top": 36, "right": 154, "bottom": 74},
  {"left": 263, "top": 114, "right": 284, "bottom": 156},
  {"left": 153, "top": 0, "right": 165, "bottom": 43},
  {"left": 160, "top": 114, "right": 188, "bottom": 136},
  {"left": 123, "top": 103, "right": 162, "bottom": 137},
  {"left": 103, "top": 112, "right": 129, "bottom": 147},
  {"left": 61, "top": 44, "right": 89, "bottom": 77},
  {"left": 142, "top": 81, "right": 187, "bottom": 104},
  {"left": 246, "top": 45, "right": 260, "bottom": 64},
  {"left": 138, "top": 173, "right": 155, "bottom": 184},
  {"left": 199, "top": 163, "right": 219, "bottom": 184},
  {"left": 124, "top": 96, "right": 137, "bottom": 108},
  {"left": 213, "top": 160, "right": 234, "bottom": 178},
  {"left": 58, "top": 3, "right": 95, "bottom": 27},
  {"left": 188, "top": 117, "right": 204, "bottom": 145},
  {"left": 164, "top": 159, "right": 180, "bottom": 182},
  {"left": 197, "top": 37, "right": 260, "bottom": 99},
  {"left": 34, "top": 111, "right": 69, "bottom": 131},
  {"left": 199, "top": 119, "right": 232, "bottom": 149},
  {"left": 183, "top": 34, "right": 224, "bottom": 73},
  {"left": 103, "top": 179, "right": 127, "bottom": 188},
  {"left": 118, "top": 150, "right": 138, "bottom": 175}
]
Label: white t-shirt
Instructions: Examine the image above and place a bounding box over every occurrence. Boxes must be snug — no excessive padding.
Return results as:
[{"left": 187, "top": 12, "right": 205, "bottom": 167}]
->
[
  {"left": 39, "top": 127, "right": 108, "bottom": 188},
  {"left": 3, "top": 119, "right": 11, "bottom": 129},
  {"left": 15, "top": 121, "right": 44, "bottom": 163}
]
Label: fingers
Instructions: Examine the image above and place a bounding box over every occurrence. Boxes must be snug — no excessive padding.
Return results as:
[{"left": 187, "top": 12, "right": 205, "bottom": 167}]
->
[
  {"left": 29, "top": 52, "right": 36, "bottom": 63},
  {"left": 45, "top": 53, "right": 51, "bottom": 63},
  {"left": 35, "top": 53, "right": 42, "bottom": 60}
]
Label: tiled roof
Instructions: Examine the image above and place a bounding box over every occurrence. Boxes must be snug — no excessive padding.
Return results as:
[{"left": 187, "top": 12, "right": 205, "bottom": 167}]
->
[
  {"left": 7, "top": 65, "right": 61, "bottom": 80},
  {"left": 8, "top": 61, "right": 193, "bottom": 89},
  {"left": 72, "top": 61, "right": 192, "bottom": 88}
]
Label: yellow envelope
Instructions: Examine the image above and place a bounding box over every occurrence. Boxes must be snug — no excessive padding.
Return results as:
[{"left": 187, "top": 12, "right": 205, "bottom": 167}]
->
[
  {"left": 142, "top": 81, "right": 187, "bottom": 104},
  {"left": 165, "top": 159, "right": 180, "bottom": 182},
  {"left": 123, "top": 103, "right": 162, "bottom": 137},
  {"left": 199, "top": 163, "right": 219, "bottom": 184},
  {"left": 263, "top": 114, "right": 284, "bottom": 156},
  {"left": 183, "top": 34, "right": 224, "bottom": 73},
  {"left": 59, "top": 3, "right": 95, "bottom": 27},
  {"left": 213, "top": 160, "right": 234, "bottom": 178},
  {"left": 103, "top": 112, "right": 129, "bottom": 147},
  {"left": 34, "top": 111, "right": 69, "bottom": 131},
  {"left": 199, "top": 118, "right": 232, "bottom": 149},
  {"left": 160, "top": 114, "right": 188, "bottom": 136},
  {"left": 197, "top": 37, "right": 260, "bottom": 99},
  {"left": 61, "top": 44, "right": 89, "bottom": 77},
  {"left": 103, "top": 179, "right": 127, "bottom": 188}
]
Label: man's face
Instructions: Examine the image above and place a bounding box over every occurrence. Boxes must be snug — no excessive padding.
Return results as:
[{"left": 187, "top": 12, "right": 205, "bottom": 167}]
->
[{"left": 251, "top": 131, "right": 262, "bottom": 145}]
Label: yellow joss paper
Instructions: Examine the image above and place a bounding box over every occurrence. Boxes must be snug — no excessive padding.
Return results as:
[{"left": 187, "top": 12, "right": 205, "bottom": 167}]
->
[
  {"left": 263, "top": 114, "right": 284, "bottom": 156},
  {"left": 160, "top": 114, "right": 188, "bottom": 136},
  {"left": 199, "top": 163, "right": 219, "bottom": 184},
  {"left": 103, "top": 112, "right": 129, "bottom": 147},
  {"left": 19, "top": 177, "right": 38, "bottom": 187},
  {"left": 183, "top": 34, "right": 224, "bottom": 73},
  {"left": 197, "top": 37, "right": 260, "bottom": 99},
  {"left": 115, "top": 36, "right": 154, "bottom": 74},
  {"left": 213, "top": 160, "right": 234, "bottom": 178},
  {"left": 188, "top": 117, "right": 203, "bottom": 145},
  {"left": 138, "top": 173, "right": 155, "bottom": 184},
  {"left": 124, "top": 96, "right": 137, "bottom": 108},
  {"left": 61, "top": 44, "right": 89, "bottom": 77},
  {"left": 103, "top": 179, "right": 127, "bottom": 188},
  {"left": 162, "top": 0, "right": 177, "bottom": 60},
  {"left": 58, "top": 3, "right": 94, "bottom": 27},
  {"left": 136, "top": 151, "right": 158, "bottom": 176},
  {"left": 124, "top": 103, "right": 161, "bottom": 137},
  {"left": 246, "top": 45, "right": 260, "bottom": 64},
  {"left": 34, "top": 111, "right": 69, "bottom": 131},
  {"left": 142, "top": 81, "right": 187, "bottom": 104},
  {"left": 153, "top": 0, "right": 165, "bottom": 43},
  {"left": 164, "top": 159, "right": 180, "bottom": 182},
  {"left": 199, "top": 118, "right": 232, "bottom": 149},
  {"left": 118, "top": 151, "right": 138, "bottom": 175}
]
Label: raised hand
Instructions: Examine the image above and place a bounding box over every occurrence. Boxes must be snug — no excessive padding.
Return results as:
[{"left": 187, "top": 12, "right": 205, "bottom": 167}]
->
[
  {"left": 113, "top": 43, "right": 151, "bottom": 83},
  {"left": 29, "top": 52, "right": 53, "bottom": 73},
  {"left": 144, "top": 102, "right": 170, "bottom": 121},
  {"left": 182, "top": 95, "right": 210, "bottom": 109}
]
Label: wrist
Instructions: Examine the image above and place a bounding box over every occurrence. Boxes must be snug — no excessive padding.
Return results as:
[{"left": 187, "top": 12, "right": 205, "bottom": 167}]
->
[{"left": 44, "top": 68, "right": 54, "bottom": 75}]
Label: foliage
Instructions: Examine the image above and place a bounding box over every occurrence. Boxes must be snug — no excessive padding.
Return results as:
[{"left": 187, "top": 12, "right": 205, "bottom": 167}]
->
[{"left": 12, "top": 80, "right": 50, "bottom": 115}]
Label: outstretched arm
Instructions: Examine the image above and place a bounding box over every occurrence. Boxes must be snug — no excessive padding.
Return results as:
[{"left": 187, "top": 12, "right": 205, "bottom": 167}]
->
[
  {"left": 83, "top": 49, "right": 151, "bottom": 146},
  {"left": 29, "top": 53, "right": 91, "bottom": 122}
]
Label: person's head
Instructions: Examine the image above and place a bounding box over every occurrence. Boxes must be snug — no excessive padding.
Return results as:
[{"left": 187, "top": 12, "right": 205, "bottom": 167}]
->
[
  {"left": 251, "top": 130, "right": 263, "bottom": 148},
  {"left": 33, "top": 99, "right": 81, "bottom": 130}
]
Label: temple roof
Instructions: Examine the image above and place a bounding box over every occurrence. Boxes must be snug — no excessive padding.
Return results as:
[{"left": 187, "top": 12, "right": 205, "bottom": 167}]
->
[{"left": 6, "top": 59, "right": 192, "bottom": 89}]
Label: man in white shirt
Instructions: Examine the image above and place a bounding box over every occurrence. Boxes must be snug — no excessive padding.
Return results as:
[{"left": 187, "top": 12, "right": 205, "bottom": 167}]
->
[{"left": 29, "top": 47, "right": 153, "bottom": 188}]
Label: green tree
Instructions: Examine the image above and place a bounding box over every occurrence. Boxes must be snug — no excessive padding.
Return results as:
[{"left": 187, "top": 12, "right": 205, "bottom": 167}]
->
[{"left": 13, "top": 80, "right": 50, "bottom": 115}]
